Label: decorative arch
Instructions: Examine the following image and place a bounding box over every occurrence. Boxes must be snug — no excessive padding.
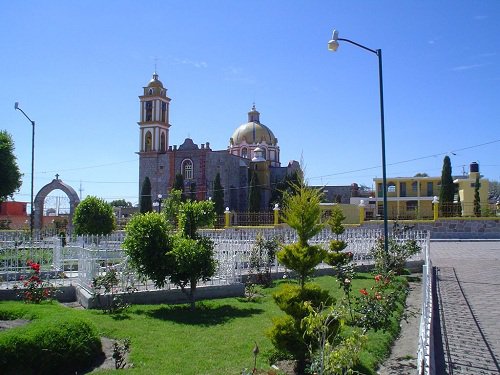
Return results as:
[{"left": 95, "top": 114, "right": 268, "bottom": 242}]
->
[{"left": 34, "top": 176, "right": 80, "bottom": 231}]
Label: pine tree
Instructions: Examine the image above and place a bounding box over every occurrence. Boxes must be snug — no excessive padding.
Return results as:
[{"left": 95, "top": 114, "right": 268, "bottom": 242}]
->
[
  {"left": 248, "top": 171, "right": 261, "bottom": 212},
  {"left": 173, "top": 173, "right": 186, "bottom": 201},
  {"left": 140, "top": 177, "right": 152, "bottom": 214},
  {"left": 474, "top": 176, "right": 481, "bottom": 217},
  {"left": 213, "top": 172, "right": 225, "bottom": 214},
  {"left": 439, "top": 156, "right": 454, "bottom": 216}
]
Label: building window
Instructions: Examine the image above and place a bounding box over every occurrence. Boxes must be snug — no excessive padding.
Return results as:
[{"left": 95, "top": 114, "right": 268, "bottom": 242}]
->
[
  {"left": 161, "top": 102, "right": 167, "bottom": 123},
  {"left": 241, "top": 148, "right": 248, "bottom": 158},
  {"left": 182, "top": 159, "right": 193, "bottom": 180},
  {"left": 400, "top": 182, "right": 406, "bottom": 197},
  {"left": 407, "top": 201, "right": 418, "bottom": 211},
  {"left": 427, "top": 182, "right": 433, "bottom": 196},
  {"left": 160, "top": 132, "right": 166, "bottom": 152},
  {"left": 148, "top": 88, "right": 153, "bottom": 95},
  {"left": 145, "top": 101, "right": 152, "bottom": 121},
  {"left": 387, "top": 184, "right": 396, "bottom": 193},
  {"left": 412, "top": 181, "right": 418, "bottom": 193},
  {"left": 145, "top": 131, "right": 152, "bottom": 152}
]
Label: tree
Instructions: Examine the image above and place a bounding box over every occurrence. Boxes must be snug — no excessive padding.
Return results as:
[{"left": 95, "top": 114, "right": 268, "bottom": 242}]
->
[
  {"left": 414, "top": 172, "right": 429, "bottom": 177},
  {"left": 489, "top": 180, "right": 500, "bottom": 202},
  {"left": 248, "top": 170, "right": 261, "bottom": 212},
  {"left": 109, "top": 199, "right": 132, "bottom": 208},
  {"left": 439, "top": 156, "right": 454, "bottom": 203},
  {"left": 140, "top": 177, "right": 152, "bottom": 214},
  {"left": 277, "top": 180, "right": 326, "bottom": 287},
  {"left": 0, "top": 131, "right": 22, "bottom": 202},
  {"left": 173, "top": 173, "right": 186, "bottom": 201},
  {"left": 474, "top": 176, "right": 481, "bottom": 217},
  {"left": 270, "top": 170, "right": 301, "bottom": 208},
  {"left": 73, "top": 196, "right": 116, "bottom": 235},
  {"left": 123, "top": 212, "right": 173, "bottom": 287},
  {"left": 163, "top": 189, "right": 183, "bottom": 228},
  {"left": 213, "top": 172, "right": 225, "bottom": 215},
  {"left": 189, "top": 182, "right": 196, "bottom": 201}
]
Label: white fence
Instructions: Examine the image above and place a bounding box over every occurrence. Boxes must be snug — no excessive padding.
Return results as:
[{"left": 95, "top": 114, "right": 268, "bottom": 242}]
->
[
  {"left": 1, "top": 228, "right": 428, "bottom": 295},
  {"left": 417, "top": 235, "right": 434, "bottom": 375}
]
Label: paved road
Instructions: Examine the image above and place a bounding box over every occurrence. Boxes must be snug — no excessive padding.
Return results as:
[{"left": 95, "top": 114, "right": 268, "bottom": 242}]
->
[{"left": 432, "top": 240, "right": 500, "bottom": 375}]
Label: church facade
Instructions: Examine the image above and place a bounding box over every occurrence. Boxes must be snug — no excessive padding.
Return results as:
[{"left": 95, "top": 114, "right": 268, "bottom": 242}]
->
[{"left": 138, "top": 72, "right": 300, "bottom": 211}]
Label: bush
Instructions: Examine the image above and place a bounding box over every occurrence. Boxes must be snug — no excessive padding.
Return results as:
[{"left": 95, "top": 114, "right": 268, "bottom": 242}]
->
[
  {"left": 273, "top": 283, "right": 333, "bottom": 320},
  {"left": 0, "top": 312, "right": 101, "bottom": 374},
  {"left": 73, "top": 196, "right": 115, "bottom": 235}
]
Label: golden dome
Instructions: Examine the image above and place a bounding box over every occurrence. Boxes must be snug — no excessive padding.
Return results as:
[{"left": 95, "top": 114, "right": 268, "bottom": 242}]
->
[
  {"left": 230, "top": 105, "right": 278, "bottom": 146},
  {"left": 147, "top": 72, "right": 163, "bottom": 88}
]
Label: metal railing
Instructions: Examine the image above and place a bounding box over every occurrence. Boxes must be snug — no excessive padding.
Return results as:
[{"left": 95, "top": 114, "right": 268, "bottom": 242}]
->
[
  {"left": 417, "top": 231, "right": 434, "bottom": 375},
  {"left": 1, "top": 228, "right": 429, "bottom": 296}
]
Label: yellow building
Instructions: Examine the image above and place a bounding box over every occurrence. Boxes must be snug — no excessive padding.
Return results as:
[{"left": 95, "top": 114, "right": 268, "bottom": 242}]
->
[
  {"left": 374, "top": 162, "right": 489, "bottom": 219},
  {"left": 374, "top": 176, "right": 440, "bottom": 219}
]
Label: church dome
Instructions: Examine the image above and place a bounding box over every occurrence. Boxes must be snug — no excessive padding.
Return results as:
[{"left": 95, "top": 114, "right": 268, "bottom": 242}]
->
[
  {"left": 147, "top": 72, "right": 164, "bottom": 88},
  {"left": 230, "top": 105, "right": 278, "bottom": 146}
]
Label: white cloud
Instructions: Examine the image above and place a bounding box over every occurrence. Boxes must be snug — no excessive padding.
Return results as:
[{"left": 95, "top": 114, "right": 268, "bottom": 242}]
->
[
  {"left": 173, "top": 58, "right": 208, "bottom": 68},
  {"left": 452, "top": 63, "right": 490, "bottom": 71}
]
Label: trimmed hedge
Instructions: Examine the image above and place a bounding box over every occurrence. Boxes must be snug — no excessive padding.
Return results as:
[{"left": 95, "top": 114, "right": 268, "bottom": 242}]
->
[{"left": 0, "top": 302, "right": 102, "bottom": 374}]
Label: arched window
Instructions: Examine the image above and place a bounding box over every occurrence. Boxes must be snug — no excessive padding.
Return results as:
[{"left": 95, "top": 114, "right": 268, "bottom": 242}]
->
[
  {"left": 160, "top": 132, "right": 166, "bottom": 152},
  {"left": 241, "top": 147, "right": 248, "bottom": 158},
  {"left": 145, "top": 131, "right": 152, "bottom": 152},
  {"left": 148, "top": 88, "right": 153, "bottom": 95},
  {"left": 182, "top": 159, "right": 193, "bottom": 180},
  {"left": 145, "top": 101, "right": 152, "bottom": 121},
  {"left": 261, "top": 148, "right": 267, "bottom": 159}
]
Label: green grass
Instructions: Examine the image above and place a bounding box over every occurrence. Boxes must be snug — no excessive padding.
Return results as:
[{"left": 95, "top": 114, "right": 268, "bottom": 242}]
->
[{"left": 0, "top": 273, "right": 409, "bottom": 374}]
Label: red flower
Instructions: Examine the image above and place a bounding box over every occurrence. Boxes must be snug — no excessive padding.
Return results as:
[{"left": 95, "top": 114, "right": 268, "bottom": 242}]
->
[
  {"left": 374, "top": 274, "right": 382, "bottom": 282},
  {"left": 360, "top": 288, "right": 368, "bottom": 296},
  {"left": 30, "top": 263, "right": 40, "bottom": 272}
]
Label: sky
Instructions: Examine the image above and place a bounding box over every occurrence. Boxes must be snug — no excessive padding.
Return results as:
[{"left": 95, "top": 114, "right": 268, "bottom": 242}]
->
[{"left": 1, "top": 1, "right": 499, "bottom": 211}]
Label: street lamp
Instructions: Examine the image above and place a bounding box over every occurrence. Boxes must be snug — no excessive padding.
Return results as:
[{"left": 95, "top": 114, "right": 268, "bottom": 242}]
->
[
  {"left": 328, "top": 29, "right": 389, "bottom": 254},
  {"left": 153, "top": 194, "right": 163, "bottom": 212},
  {"left": 14, "top": 102, "right": 35, "bottom": 238}
]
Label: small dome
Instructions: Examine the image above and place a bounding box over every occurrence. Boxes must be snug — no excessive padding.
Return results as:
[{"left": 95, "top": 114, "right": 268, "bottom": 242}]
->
[
  {"left": 147, "top": 72, "right": 163, "bottom": 88},
  {"left": 230, "top": 105, "right": 277, "bottom": 146}
]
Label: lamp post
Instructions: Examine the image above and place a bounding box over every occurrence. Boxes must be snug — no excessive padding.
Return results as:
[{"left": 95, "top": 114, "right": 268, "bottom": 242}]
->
[
  {"left": 328, "top": 29, "right": 389, "bottom": 254},
  {"left": 153, "top": 194, "right": 163, "bottom": 213},
  {"left": 14, "top": 102, "right": 35, "bottom": 238}
]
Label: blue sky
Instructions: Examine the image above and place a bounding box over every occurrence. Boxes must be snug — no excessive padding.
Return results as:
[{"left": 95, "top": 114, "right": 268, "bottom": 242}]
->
[{"left": 1, "top": 1, "right": 499, "bottom": 209}]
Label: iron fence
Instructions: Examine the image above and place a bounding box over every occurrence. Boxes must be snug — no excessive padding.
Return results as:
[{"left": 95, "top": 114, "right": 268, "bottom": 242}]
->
[
  {"left": 417, "top": 232, "right": 434, "bottom": 375},
  {"left": 1, "top": 228, "right": 428, "bottom": 296}
]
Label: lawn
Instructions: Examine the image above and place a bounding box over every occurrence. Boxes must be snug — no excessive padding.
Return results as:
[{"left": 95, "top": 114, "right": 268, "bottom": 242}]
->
[{"left": 0, "top": 273, "right": 408, "bottom": 374}]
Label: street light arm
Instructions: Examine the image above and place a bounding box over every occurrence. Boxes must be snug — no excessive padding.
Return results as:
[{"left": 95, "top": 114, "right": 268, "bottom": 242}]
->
[
  {"left": 15, "top": 105, "right": 35, "bottom": 126},
  {"left": 336, "top": 38, "right": 379, "bottom": 55}
]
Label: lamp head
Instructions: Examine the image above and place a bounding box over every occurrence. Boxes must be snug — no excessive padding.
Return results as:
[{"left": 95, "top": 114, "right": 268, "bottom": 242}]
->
[
  {"left": 328, "top": 29, "right": 340, "bottom": 51},
  {"left": 14, "top": 102, "right": 19, "bottom": 110}
]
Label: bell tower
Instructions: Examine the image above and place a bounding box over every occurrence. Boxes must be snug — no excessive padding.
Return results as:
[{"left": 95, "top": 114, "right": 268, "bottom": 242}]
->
[{"left": 138, "top": 72, "right": 171, "bottom": 200}]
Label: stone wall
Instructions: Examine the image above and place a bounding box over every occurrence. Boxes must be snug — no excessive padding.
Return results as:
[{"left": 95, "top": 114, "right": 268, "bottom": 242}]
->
[{"left": 362, "top": 219, "right": 500, "bottom": 239}]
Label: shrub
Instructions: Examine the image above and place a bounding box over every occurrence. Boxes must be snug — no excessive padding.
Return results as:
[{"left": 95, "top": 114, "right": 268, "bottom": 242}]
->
[
  {"left": 0, "top": 313, "right": 101, "bottom": 374},
  {"left": 273, "top": 283, "right": 333, "bottom": 320},
  {"left": 123, "top": 212, "right": 173, "bottom": 288},
  {"left": 73, "top": 196, "right": 115, "bottom": 235}
]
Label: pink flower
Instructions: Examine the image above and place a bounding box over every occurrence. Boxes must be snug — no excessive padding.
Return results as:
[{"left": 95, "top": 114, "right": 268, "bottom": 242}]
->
[
  {"left": 375, "top": 292, "right": 382, "bottom": 300},
  {"left": 344, "top": 278, "right": 351, "bottom": 284},
  {"left": 374, "top": 274, "right": 382, "bottom": 282}
]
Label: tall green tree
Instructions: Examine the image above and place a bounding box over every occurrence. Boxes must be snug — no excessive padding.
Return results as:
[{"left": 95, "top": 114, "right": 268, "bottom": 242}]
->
[
  {"left": 73, "top": 196, "right": 116, "bottom": 235},
  {"left": 140, "top": 177, "right": 152, "bottom": 213},
  {"left": 173, "top": 173, "right": 186, "bottom": 201},
  {"left": 213, "top": 172, "right": 225, "bottom": 215},
  {"left": 474, "top": 176, "right": 481, "bottom": 217},
  {"left": 0, "top": 131, "right": 22, "bottom": 202},
  {"left": 278, "top": 180, "right": 326, "bottom": 286},
  {"left": 248, "top": 170, "right": 261, "bottom": 212},
  {"left": 439, "top": 156, "right": 454, "bottom": 204}
]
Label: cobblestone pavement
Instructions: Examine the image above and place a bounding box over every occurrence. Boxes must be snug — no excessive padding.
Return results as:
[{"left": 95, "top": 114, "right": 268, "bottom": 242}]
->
[{"left": 432, "top": 240, "right": 500, "bottom": 374}]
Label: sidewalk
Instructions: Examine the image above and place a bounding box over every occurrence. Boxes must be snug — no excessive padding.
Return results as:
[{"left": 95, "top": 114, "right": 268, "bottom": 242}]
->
[{"left": 432, "top": 240, "right": 500, "bottom": 374}]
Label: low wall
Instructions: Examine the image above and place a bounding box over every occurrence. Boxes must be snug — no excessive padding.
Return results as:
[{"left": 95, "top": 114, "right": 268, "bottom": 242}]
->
[
  {"left": 0, "top": 286, "right": 76, "bottom": 303},
  {"left": 362, "top": 219, "right": 500, "bottom": 239},
  {"left": 76, "top": 283, "right": 246, "bottom": 309}
]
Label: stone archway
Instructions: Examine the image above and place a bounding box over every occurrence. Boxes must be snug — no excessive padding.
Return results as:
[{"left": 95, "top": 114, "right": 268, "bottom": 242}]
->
[{"left": 34, "top": 175, "right": 80, "bottom": 231}]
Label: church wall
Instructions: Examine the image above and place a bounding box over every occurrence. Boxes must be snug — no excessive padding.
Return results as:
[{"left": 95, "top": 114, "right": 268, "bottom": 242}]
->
[{"left": 139, "top": 153, "right": 170, "bottom": 200}]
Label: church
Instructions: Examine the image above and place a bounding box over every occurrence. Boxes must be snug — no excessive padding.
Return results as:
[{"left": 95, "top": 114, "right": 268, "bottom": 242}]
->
[{"left": 138, "top": 72, "right": 300, "bottom": 212}]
